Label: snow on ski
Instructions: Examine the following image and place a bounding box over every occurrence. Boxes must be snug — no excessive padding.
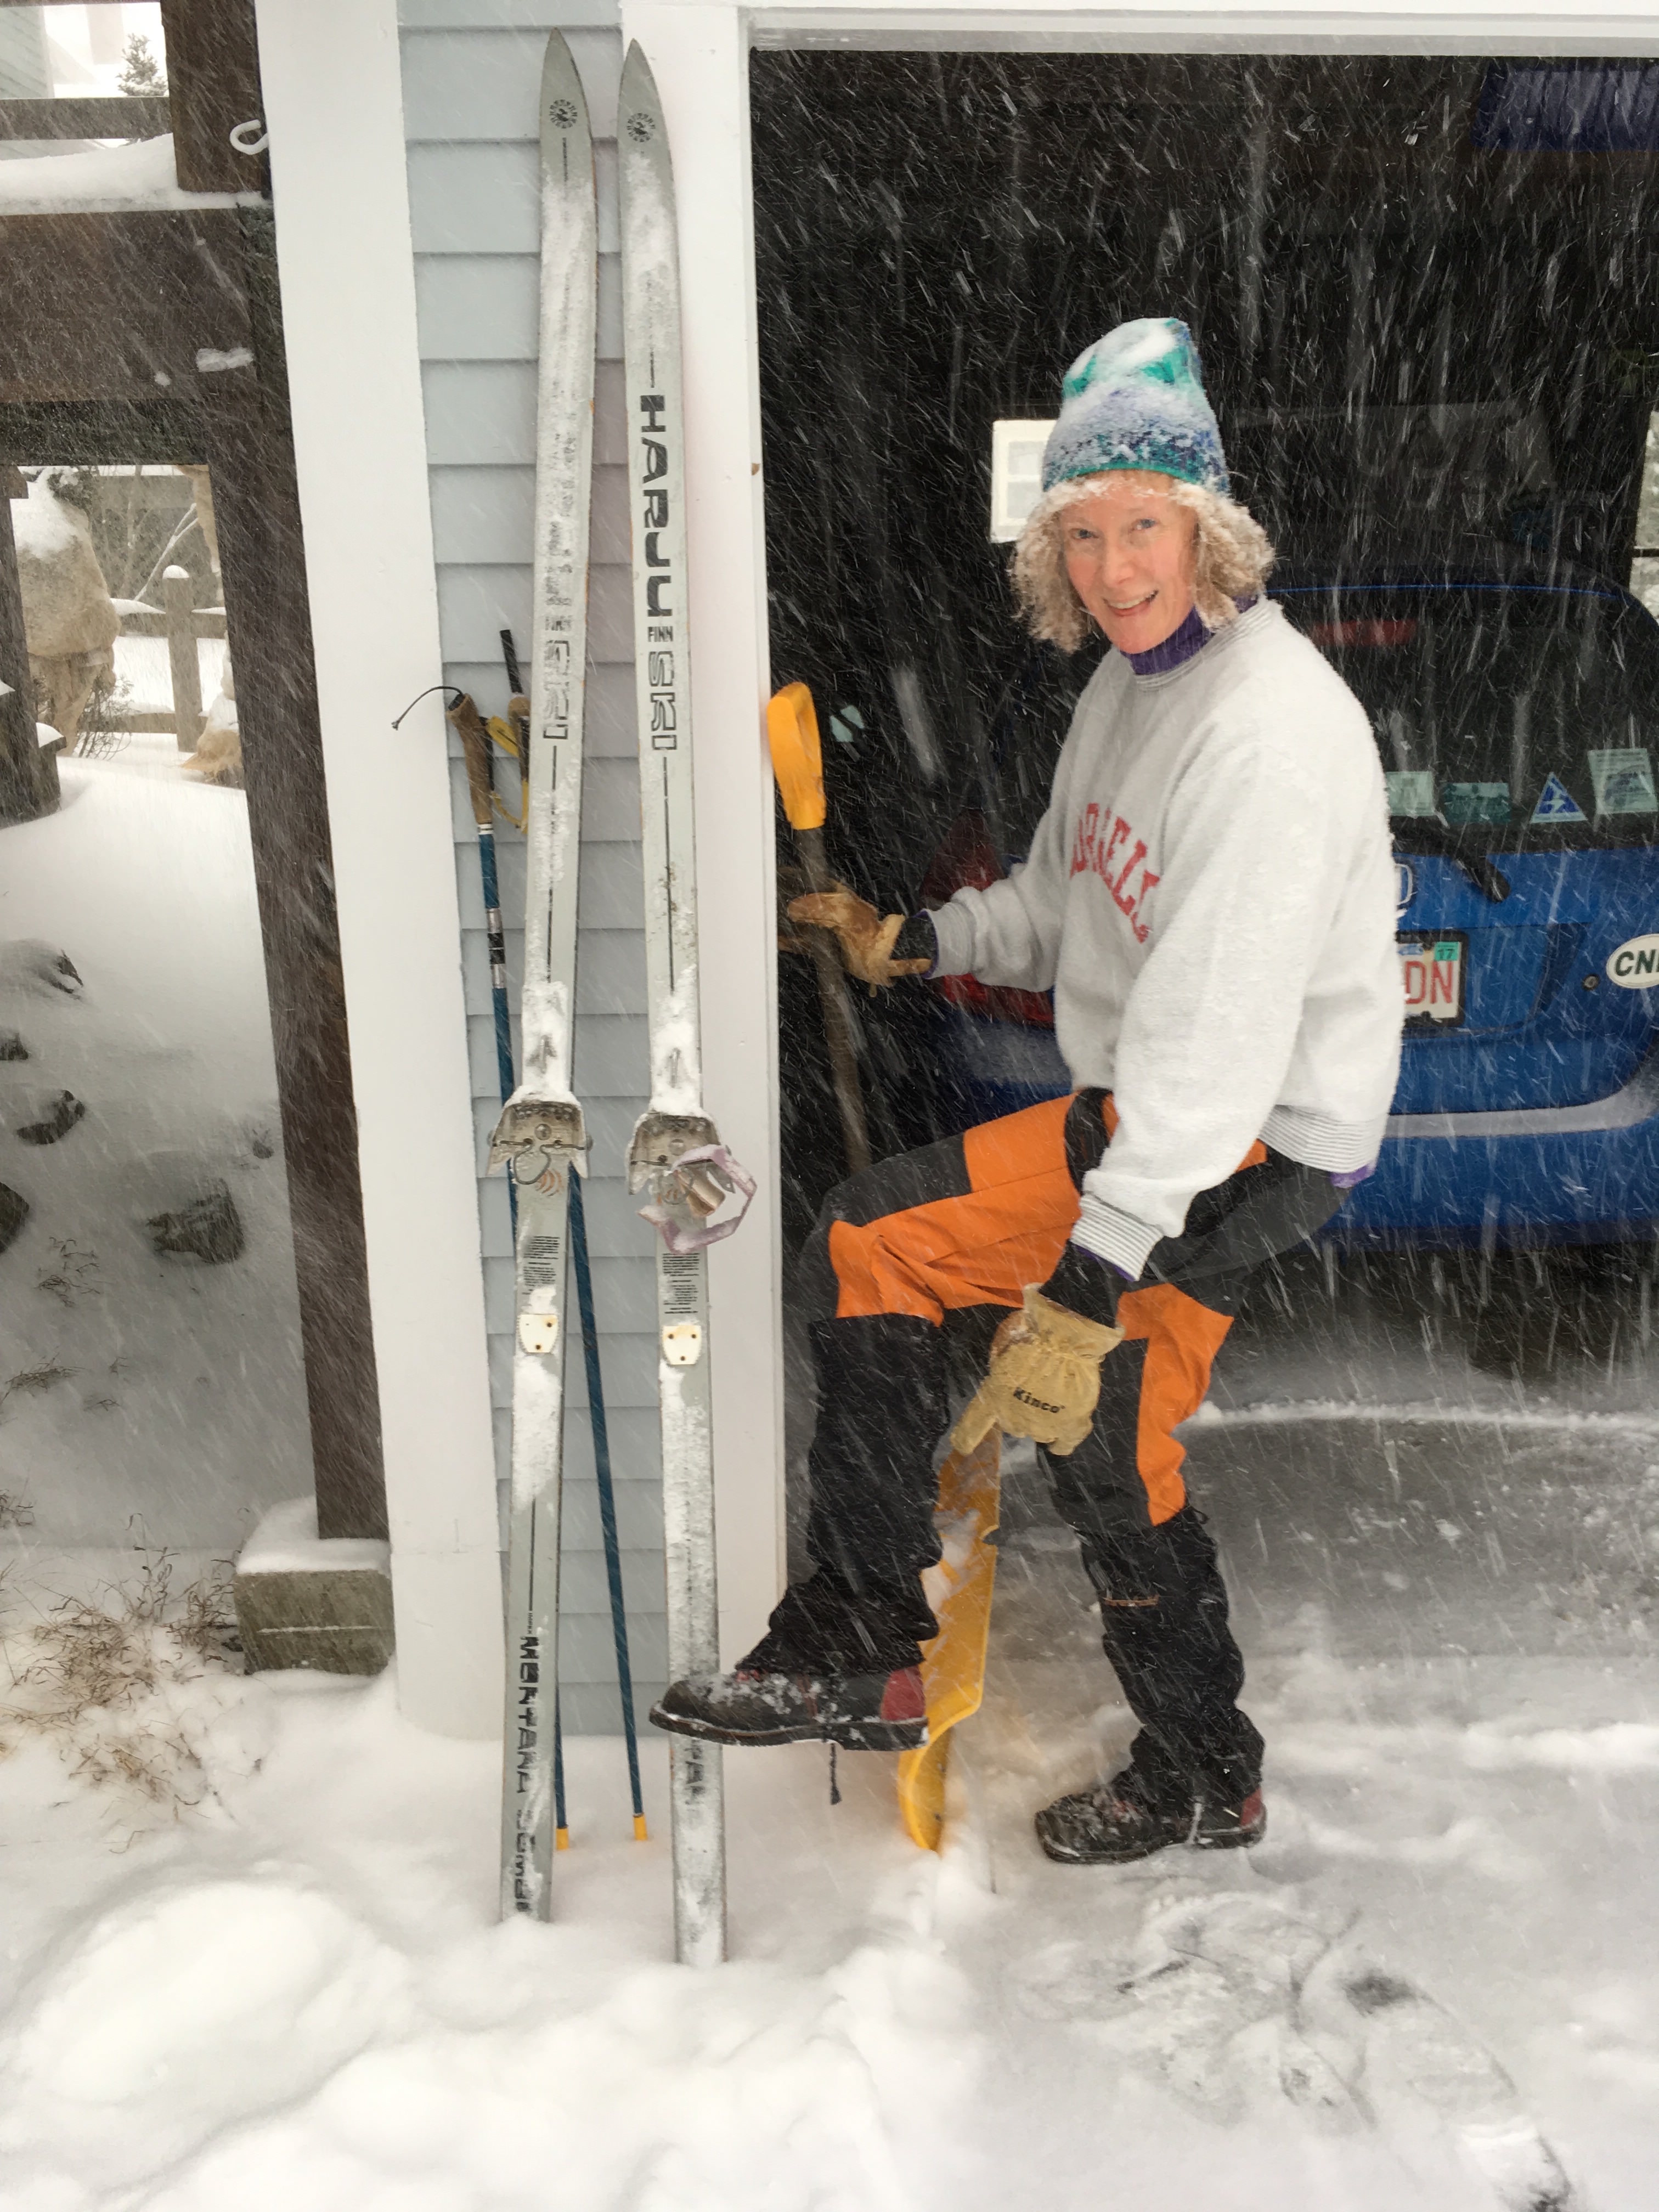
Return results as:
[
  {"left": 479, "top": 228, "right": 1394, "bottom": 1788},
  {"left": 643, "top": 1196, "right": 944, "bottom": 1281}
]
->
[
  {"left": 490, "top": 31, "right": 596, "bottom": 1921},
  {"left": 619, "top": 41, "right": 754, "bottom": 1970}
]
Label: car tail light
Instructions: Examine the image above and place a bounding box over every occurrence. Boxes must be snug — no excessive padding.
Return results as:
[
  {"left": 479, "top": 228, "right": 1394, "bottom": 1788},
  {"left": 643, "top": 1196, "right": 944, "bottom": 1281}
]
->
[
  {"left": 919, "top": 811, "right": 1056, "bottom": 1029},
  {"left": 1309, "top": 617, "right": 1418, "bottom": 648}
]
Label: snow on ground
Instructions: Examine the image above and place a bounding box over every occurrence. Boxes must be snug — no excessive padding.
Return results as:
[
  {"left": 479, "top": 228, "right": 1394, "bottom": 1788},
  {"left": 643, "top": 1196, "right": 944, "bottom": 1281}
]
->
[
  {"left": 0, "top": 755, "right": 312, "bottom": 1554},
  {"left": 0, "top": 1475, "right": 1652, "bottom": 2211}
]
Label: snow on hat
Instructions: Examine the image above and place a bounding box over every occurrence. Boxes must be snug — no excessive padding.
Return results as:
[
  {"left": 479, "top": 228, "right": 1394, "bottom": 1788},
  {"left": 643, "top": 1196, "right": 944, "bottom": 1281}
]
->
[{"left": 1041, "top": 317, "right": 1230, "bottom": 499}]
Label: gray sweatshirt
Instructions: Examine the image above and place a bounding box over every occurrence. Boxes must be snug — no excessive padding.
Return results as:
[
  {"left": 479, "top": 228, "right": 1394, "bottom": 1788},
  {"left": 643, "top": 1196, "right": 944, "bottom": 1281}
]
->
[{"left": 929, "top": 599, "right": 1403, "bottom": 1279}]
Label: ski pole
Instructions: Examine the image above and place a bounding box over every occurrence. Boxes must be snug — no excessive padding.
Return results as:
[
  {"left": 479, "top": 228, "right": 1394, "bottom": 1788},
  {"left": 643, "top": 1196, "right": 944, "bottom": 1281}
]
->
[
  {"left": 767, "top": 681, "right": 872, "bottom": 1174},
  {"left": 568, "top": 1170, "right": 648, "bottom": 1838},
  {"left": 500, "top": 629, "right": 648, "bottom": 1842},
  {"left": 449, "top": 692, "right": 573, "bottom": 1853}
]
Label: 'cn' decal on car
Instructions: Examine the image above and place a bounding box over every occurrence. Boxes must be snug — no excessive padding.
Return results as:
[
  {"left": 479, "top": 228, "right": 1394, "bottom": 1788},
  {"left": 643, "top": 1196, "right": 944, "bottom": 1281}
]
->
[{"left": 1605, "top": 933, "right": 1659, "bottom": 988}]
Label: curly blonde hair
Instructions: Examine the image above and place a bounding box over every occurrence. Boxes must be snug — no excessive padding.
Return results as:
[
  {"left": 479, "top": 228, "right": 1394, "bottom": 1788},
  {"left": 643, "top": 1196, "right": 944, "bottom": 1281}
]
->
[{"left": 1012, "top": 473, "right": 1276, "bottom": 653}]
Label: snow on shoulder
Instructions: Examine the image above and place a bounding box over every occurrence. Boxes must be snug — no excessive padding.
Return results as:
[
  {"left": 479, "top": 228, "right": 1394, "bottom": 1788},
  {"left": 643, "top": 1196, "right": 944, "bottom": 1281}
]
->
[{"left": 0, "top": 136, "right": 263, "bottom": 217}]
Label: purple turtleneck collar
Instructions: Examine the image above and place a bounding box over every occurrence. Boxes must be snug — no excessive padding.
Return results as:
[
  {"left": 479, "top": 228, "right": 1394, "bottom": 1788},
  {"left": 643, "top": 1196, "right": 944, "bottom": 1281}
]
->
[{"left": 1122, "top": 596, "right": 1258, "bottom": 678}]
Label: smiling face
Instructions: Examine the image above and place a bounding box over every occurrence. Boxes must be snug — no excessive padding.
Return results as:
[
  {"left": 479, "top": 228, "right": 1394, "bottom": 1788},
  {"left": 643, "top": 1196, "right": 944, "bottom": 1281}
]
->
[{"left": 1059, "top": 472, "right": 1200, "bottom": 656}]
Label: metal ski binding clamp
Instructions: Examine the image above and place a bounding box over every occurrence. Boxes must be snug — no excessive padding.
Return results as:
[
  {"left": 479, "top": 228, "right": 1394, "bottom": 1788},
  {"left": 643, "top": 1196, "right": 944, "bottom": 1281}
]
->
[
  {"left": 628, "top": 1110, "right": 756, "bottom": 1254},
  {"left": 627, "top": 1109, "right": 719, "bottom": 1186},
  {"left": 488, "top": 1095, "right": 588, "bottom": 1191}
]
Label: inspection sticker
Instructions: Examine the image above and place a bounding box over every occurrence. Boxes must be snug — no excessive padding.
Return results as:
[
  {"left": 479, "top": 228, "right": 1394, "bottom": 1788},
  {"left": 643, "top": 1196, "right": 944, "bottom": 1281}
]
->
[
  {"left": 1588, "top": 747, "right": 1658, "bottom": 816},
  {"left": 1398, "top": 931, "right": 1466, "bottom": 1025},
  {"left": 1442, "top": 782, "right": 1510, "bottom": 826},
  {"left": 1385, "top": 769, "right": 1436, "bottom": 817},
  {"left": 1531, "top": 772, "right": 1588, "bottom": 826}
]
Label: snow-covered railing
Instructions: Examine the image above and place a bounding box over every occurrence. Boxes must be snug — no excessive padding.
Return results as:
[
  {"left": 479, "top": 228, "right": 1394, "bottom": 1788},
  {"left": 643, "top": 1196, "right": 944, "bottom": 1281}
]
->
[{"left": 108, "top": 572, "right": 225, "bottom": 746}]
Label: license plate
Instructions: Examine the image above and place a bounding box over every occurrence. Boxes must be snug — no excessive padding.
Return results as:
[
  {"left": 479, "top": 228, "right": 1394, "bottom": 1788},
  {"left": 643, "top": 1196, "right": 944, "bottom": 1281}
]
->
[{"left": 1398, "top": 930, "right": 1466, "bottom": 1026}]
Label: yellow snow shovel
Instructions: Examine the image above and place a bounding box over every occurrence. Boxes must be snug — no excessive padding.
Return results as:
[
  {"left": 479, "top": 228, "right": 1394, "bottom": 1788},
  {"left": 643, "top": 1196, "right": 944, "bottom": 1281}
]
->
[{"left": 896, "top": 1429, "right": 1002, "bottom": 1851}]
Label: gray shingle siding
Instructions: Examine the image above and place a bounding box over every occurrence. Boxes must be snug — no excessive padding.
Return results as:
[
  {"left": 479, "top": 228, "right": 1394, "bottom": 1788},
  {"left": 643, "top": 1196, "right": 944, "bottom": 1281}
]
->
[{"left": 402, "top": 7, "right": 661, "bottom": 1732}]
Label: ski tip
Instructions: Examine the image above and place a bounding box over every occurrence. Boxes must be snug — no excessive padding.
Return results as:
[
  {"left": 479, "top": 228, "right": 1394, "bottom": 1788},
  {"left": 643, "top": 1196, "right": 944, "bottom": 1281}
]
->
[
  {"left": 632, "top": 1813, "right": 650, "bottom": 1842},
  {"left": 540, "top": 29, "right": 591, "bottom": 153},
  {"left": 619, "top": 40, "right": 660, "bottom": 121},
  {"left": 555, "top": 1825, "right": 571, "bottom": 1852}
]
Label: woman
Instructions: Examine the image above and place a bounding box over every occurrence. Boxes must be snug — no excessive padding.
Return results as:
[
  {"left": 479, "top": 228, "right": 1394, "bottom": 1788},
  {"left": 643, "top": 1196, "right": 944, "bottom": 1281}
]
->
[{"left": 652, "top": 317, "right": 1403, "bottom": 1865}]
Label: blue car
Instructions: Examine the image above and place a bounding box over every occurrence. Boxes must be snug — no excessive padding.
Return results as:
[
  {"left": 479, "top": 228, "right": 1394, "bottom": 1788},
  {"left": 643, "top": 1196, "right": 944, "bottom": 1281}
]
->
[{"left": 926, "top": 557, "right": 1659, "bottom": 1251}]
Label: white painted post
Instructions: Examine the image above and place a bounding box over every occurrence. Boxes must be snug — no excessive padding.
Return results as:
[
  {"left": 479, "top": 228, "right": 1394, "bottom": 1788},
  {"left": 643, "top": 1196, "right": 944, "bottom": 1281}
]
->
[
  {"left": 253, "top": 0, "right": 503, "bottom": 1737},
  {"left": 622, "top": 0, "right": 784, "bottom": 1663},
  {"left": 162, "top": 566, "right": 202, "bottom": 753}
]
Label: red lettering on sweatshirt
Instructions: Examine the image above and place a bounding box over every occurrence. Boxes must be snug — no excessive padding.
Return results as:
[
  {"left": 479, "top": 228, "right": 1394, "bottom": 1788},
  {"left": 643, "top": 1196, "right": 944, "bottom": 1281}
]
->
[
  {"left": 1070, "top": 806, "right": 1158, "bottom": 941},
  {"left": 1108, "top": 838, "right": 1147, "bottom": 914},
  {"left": 1126, "top": 870, "right": 1159, "bottom": 943}
]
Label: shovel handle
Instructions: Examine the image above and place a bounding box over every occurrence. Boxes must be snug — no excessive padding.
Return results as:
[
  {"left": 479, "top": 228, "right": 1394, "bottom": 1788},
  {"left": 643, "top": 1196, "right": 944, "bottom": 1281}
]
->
[{"left": 768, "top": 685, "right": 871, "bottom": 1175}]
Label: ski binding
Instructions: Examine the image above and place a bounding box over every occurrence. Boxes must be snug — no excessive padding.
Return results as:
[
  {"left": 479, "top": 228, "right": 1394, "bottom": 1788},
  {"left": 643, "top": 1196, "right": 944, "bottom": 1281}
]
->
[
  {"left": 489, "top": 1094, "right": 588, "bottom": 1193},
  {"left": 628, "top": 1110, "right": 756, "bottom": 1253}
]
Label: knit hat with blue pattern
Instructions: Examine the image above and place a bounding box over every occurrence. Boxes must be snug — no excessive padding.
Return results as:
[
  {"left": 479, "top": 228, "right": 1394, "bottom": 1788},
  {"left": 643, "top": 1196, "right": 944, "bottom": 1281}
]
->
[{"left": 1041, "top": 318, "right": 1230, "bottom": 499}]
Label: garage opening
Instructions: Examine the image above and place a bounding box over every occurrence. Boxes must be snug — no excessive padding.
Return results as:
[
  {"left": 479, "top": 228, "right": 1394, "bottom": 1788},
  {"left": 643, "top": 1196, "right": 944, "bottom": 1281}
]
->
[{"left": 750, "top": 53, "right": 1659, "bottom": 2152}]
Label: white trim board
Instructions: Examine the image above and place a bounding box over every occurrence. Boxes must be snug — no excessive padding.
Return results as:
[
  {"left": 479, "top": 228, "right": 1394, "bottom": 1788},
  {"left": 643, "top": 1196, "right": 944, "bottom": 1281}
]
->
[
  {"left": 761, "top": 14, "right": 1659, "bottom": 52},
  {"left": 679, "top": 0, "right": 1659, "bottom": 32},
  {"left": 754, "top": 20, "right": 1659, "bottom": 50},
  {"left": 255, "top": 0, "right": 503, "bottom": 1739}
]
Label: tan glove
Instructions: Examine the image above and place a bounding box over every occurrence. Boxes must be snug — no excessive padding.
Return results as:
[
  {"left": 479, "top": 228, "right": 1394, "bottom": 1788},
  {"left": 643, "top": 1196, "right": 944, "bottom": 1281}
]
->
[
  {"left": 787, "top": 885, "right": 932, "bottom": 990},
  {"left": 951, "top": 1286, "right": 1125, "bottom": 1458}
]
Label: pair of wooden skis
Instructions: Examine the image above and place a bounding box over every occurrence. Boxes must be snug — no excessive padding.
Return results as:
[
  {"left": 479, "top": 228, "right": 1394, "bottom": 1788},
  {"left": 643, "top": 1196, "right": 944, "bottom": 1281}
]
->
[{"left": 493, "top": 35, "right": 735, "bottom": 1966}]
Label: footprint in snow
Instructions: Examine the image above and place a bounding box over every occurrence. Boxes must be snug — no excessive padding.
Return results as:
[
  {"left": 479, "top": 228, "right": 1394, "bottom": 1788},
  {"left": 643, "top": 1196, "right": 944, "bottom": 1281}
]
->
[
  {"left": 1012, "top": 1889, "right": 1575, "bottom": 2207},
  {"left": 0, "top": 940, "right": 81, "bottom": 997}
]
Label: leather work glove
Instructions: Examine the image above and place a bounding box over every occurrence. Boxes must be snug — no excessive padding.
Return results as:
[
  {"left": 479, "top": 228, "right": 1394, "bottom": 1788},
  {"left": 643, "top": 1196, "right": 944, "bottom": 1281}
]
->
[
  {"left": 787, "top": 884, "right": 933, "bottom": 990},
  {"left": 951, "top": 1285, "right": 1125, "bottom": 1458}
]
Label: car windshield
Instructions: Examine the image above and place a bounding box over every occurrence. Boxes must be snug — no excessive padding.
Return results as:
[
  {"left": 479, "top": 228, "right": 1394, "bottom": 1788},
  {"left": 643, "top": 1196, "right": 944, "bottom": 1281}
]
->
[{"left": 1273, "top": 583, "right": 1659, "bottom": 850}]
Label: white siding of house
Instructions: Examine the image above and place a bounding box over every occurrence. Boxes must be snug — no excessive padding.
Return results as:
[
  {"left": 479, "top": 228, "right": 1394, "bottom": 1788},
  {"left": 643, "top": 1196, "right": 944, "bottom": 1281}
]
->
[
  {"left": 400, "top": 0, "right": 664, "bottom": 1731},
  {"left": 0, "top": 14, "right": 49, "bottom": 100}
]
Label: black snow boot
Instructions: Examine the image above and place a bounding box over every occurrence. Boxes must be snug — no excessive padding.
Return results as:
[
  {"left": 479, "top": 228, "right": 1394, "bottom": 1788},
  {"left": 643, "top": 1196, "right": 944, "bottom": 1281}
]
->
[
  {"left": 650, "top": 1662, "right": 927, "bottom": 1750},
  {"left": 1035, "top": 1762, "right": 1266, "bottom": 1865},
  {"left": 650, "top": 1567, "right": 929, "bottom": 1751}
]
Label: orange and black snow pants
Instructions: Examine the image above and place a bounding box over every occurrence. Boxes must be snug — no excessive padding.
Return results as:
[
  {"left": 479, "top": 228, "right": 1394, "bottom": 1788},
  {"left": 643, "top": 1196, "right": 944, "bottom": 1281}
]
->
[{"left": 764, "top": 1090, "right": 1343, "bottom": 1798}]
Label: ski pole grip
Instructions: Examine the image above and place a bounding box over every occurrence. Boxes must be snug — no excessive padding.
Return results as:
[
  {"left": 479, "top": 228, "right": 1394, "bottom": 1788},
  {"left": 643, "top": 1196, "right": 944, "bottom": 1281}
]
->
[
  {"left": 447, "top": 693, "right": 497, "bottom": 831},
  {"left": 767, "top": 682, "right": 828, "bottom": 833}
]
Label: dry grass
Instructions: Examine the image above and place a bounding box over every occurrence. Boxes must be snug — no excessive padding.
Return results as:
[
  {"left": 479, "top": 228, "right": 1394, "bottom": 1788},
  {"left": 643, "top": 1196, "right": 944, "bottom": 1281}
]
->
[
  {"left": 36, "top": 1240, "right": 101, "bottom": 1310},
  {"left": 0, "top": 1489, "right": 35, "bottom": 1530},
  {"left": 1, "top": 1360, "right": 70, "bottom": 1409},
  {"left": 72, "top": 674, "right": 133, "bottom": 762},
  {"left": 0, "top": 1555, "right": 241, "bottom": 1819}
]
